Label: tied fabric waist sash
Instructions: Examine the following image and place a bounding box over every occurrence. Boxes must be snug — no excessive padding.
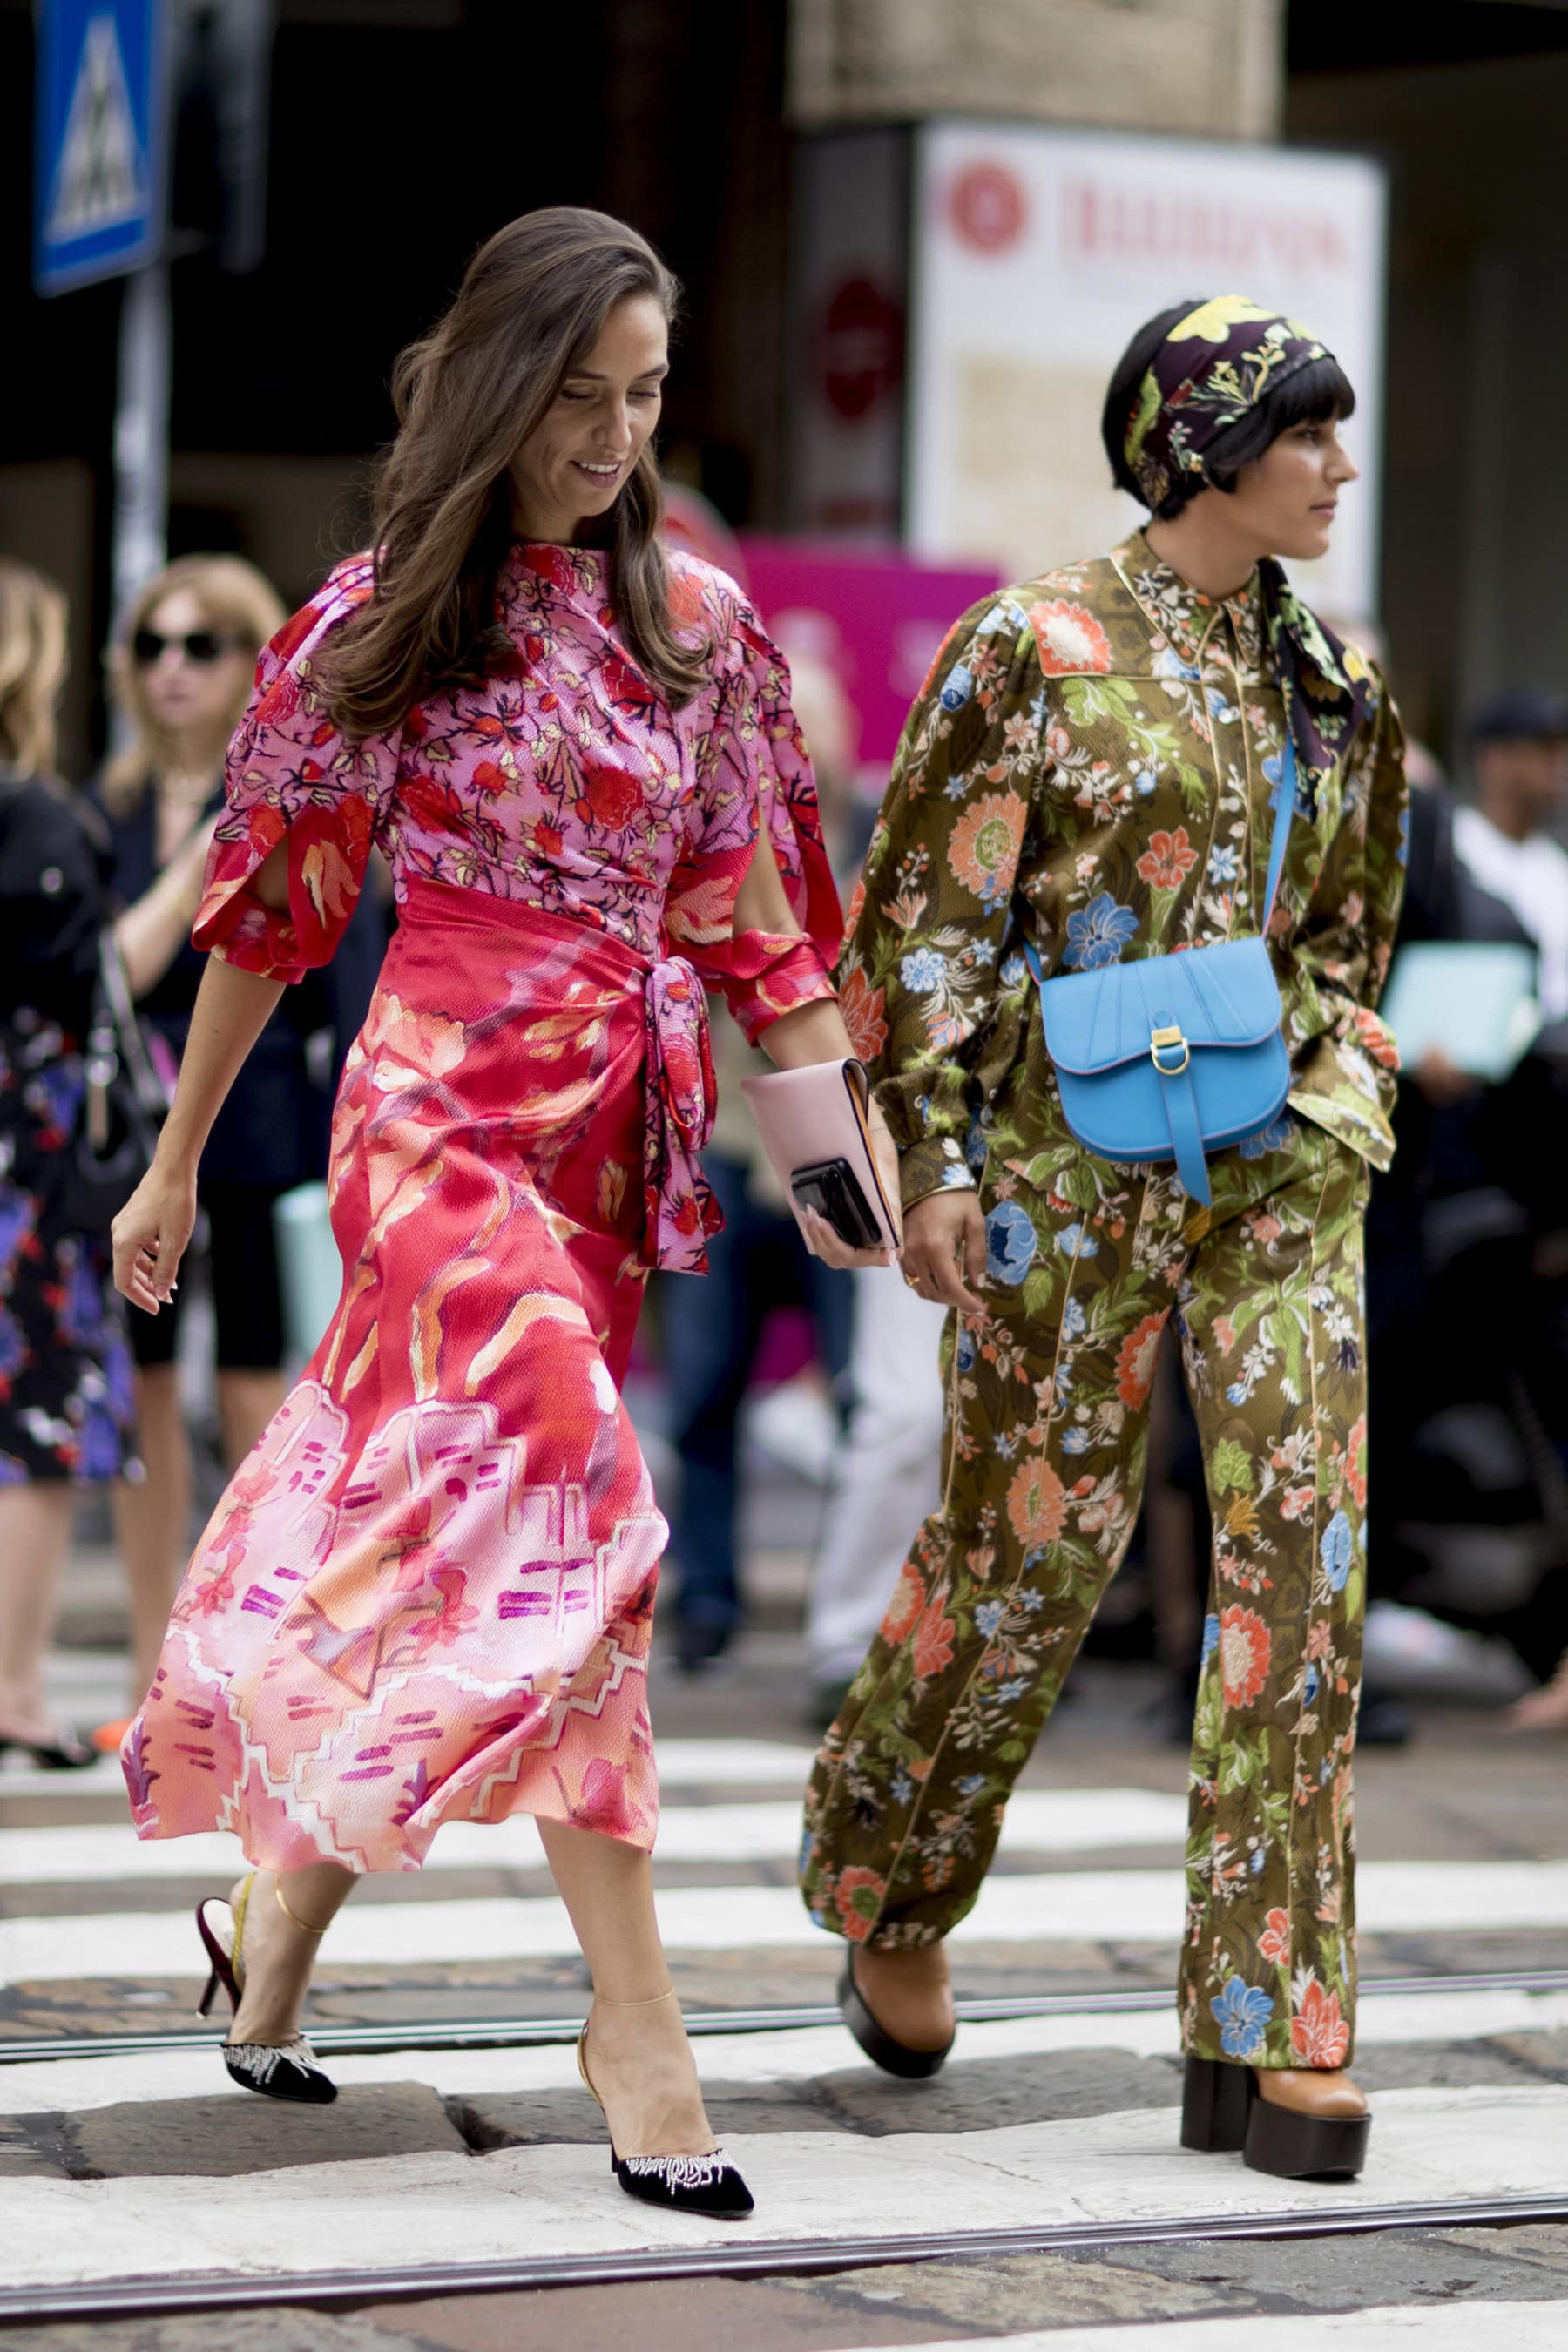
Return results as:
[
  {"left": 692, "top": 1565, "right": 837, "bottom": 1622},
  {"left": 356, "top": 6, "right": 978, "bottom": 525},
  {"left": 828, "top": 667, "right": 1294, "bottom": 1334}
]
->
[
  {"left": 391, "top": 880, "right": 720, "bottom": 1274},
  {"left": 639, "top": 950, "right": 720, "bottom": 1273}
]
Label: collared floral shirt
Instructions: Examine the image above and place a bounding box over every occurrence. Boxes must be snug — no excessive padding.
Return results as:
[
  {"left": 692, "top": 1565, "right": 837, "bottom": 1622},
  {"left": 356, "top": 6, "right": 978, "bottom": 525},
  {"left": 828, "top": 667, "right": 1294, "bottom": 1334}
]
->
[
  {"left": 838, "top": 528, "right": 1408, "bottom": 1206},
  {"left": 196, "top": 544, "right": 841, "bottom": 1046}
]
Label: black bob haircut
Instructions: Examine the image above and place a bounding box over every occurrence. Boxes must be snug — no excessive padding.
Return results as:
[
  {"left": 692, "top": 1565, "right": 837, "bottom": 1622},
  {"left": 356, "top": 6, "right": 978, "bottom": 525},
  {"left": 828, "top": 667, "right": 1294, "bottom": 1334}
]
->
[{"left": 1102, "top": 297, "right": 1357, "bottom": 520}]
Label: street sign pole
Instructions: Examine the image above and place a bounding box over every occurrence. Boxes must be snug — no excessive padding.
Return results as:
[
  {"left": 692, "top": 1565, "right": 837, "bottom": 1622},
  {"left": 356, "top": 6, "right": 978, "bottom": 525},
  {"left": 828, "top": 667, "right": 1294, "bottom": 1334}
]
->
[
  {"left": 36, "top": 0, "right": 170, "bottom": 626},
  {"left": 112, "top": 261, "right": 172, "bottom": 618},
  {"left": 37, "top": 3, "right": 274, "bottom": 644}
]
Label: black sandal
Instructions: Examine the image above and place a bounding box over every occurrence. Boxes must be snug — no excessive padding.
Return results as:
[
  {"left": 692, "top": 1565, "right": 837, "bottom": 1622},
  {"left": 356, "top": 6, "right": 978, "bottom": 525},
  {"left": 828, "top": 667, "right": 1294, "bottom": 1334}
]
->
[
  {"left": 837, "top": 1955, "right": 955, "bottom": 2079},
  {"left": 0, "top": 1729, "right": 96, "bottom": 1770},
  {"left": 1181, "top": 2055, "right": 1370, "bottom": 2179}
]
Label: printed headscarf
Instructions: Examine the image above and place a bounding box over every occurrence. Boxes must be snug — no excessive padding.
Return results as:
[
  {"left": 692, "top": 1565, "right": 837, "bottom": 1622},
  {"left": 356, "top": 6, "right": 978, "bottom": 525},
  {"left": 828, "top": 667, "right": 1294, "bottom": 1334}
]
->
[{"left": 1123, "top": 294, "right": 1373, "bottom": 811}]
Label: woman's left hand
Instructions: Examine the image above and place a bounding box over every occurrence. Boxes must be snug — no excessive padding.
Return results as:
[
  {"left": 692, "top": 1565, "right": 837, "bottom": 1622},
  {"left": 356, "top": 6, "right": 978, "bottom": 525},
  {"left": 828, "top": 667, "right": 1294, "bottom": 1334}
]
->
[{"left": 799, "top": 1098, "right": 903, "bottom": 1270}]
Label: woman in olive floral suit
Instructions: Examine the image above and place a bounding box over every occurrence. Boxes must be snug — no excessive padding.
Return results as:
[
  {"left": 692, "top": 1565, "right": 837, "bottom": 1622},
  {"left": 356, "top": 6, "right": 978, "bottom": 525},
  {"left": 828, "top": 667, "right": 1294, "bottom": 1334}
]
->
[{"left": 801, "top": 297, "right": 1408, "bottom": 2180}]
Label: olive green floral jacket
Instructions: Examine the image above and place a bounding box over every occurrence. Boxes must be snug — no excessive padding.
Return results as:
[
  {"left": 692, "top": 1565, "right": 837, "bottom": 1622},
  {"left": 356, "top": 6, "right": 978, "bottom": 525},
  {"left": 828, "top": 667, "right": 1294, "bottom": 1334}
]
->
[{"left": 838, "top": 529, "right": 1408, "bottom": 1208}]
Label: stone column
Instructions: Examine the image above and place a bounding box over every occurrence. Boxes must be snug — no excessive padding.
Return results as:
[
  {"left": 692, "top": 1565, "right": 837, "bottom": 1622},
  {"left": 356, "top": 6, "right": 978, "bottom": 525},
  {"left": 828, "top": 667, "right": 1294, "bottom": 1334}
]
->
[{"left": 788, "top": 0, "right": 1283, "bottom": 140}]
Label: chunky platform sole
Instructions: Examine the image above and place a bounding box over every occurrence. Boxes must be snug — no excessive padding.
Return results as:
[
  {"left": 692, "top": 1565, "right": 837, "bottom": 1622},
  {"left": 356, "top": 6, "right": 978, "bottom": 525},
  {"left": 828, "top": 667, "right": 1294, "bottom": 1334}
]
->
[
  {"left": 837, "top": 1959, "right": 954, "bottom": 2080},
  {"left": 1180, "top": 2055, "right": 1369, "bottom": 2180}
]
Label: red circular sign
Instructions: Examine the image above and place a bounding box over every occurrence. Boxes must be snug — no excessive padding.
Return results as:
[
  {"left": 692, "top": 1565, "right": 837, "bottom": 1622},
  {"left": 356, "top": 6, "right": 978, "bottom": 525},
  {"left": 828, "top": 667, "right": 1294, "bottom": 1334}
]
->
[
  {"left": 819, "top": 275, "right": 904, "bottom": 421},
  {"left": 950, "top": 163, "right": 1027, "bottom": 255}
]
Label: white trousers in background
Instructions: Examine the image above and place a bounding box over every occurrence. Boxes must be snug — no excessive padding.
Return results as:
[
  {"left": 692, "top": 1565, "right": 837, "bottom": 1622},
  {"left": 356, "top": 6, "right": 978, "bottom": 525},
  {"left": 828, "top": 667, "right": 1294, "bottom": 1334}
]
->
[{"left": 806, "top": 1266, "right": 948, "bottom": 1688}]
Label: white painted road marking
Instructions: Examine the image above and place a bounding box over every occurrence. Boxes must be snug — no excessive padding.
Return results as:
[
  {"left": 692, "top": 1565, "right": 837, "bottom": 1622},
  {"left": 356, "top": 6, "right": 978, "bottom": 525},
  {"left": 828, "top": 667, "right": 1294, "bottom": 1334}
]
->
[
  {"left": 0, "top": 1787, "right": 1189, "bottom": 1882},
  {"left": 0, "top": 1738, "right": 823, "bottom": 1801},
  {"left": 0, "top": 2087, "right": 1562, "bottom": 2290},
  {"left": 5, "top": 1858, "right": 1568, "bottom": 1986},
  {"left": 821, "top": 2312, "right": 1568, "bottom": 2352}
]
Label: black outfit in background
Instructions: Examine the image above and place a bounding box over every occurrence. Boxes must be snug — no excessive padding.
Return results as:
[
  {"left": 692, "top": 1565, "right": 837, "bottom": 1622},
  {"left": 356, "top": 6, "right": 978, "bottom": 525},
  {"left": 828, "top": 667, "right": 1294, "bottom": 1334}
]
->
[
  {"left": 91, "top": 777, "right": 386, "bottom": 1372},
  {"left": 1366, "top": 783, "right": 1568, "bottom": 1679},
  {"left": 0, "top": 775, "right": 138, "bottom": 1481}
]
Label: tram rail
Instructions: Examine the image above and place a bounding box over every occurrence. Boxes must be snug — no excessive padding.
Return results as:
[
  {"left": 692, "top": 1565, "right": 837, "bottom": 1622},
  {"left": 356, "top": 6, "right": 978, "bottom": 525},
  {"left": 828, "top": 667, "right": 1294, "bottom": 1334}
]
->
[
  {"left": 2, "top": 1963, "right": 1565, "bottom": 2067},
  {"left": 4, "top": 2191, "right": 1568, "bottom": 2325}
]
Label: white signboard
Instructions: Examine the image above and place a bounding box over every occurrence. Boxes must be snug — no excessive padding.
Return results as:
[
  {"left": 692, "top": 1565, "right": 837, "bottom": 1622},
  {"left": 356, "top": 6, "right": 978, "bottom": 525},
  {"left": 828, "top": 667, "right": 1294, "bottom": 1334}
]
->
[{"left": 908, "top": 123, "right": 1388, "bottom": 621}]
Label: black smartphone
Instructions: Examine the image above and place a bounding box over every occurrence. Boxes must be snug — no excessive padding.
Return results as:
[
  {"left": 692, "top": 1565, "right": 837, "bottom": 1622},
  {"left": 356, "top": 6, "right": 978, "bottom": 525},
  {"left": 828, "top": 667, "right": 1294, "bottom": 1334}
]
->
[{"left": 791, "top": 1157, "right": 883, "bottom": 1249}]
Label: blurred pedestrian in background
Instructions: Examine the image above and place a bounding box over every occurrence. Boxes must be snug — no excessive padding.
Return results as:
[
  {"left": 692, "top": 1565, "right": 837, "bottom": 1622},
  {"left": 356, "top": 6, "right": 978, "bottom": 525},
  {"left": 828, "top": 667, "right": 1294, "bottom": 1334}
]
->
[
  {"left": 806, "top": 1260, "right": 944, "bottom": 1727},
  {"left": 804, "top": 294, "right": 1407, "bottom": 2180},
  {"left": 0, "top": 559, "right": 139, "bottom": 1765},
  {"left": 89, "top": 556, "right": 384, "bottom": 1747},
  {"left": 1454, "top": 691, "right": 1568, "bottom": 1021},
  {"left": 661, "top": 641, "right": 855, "bottom": 1672},
  {"left": 1365, "top": 688, "right": 1568, "bottom": 1732}
]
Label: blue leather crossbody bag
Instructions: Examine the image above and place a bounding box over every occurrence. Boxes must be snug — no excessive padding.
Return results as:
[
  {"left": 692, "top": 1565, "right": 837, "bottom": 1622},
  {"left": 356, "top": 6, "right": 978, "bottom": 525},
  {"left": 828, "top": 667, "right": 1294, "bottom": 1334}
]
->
[{"left": 1023, "top": 734, "right": 1298, "bottom": 1207}]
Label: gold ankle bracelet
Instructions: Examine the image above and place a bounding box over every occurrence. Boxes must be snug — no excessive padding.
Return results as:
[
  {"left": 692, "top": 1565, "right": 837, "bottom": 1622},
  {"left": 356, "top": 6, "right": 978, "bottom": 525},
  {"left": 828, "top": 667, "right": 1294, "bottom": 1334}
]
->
[
  {"left": 274, "top": 1882, "right": 332, "bottom": 1936},
  {"left": 593, "top": 1985, "right": 678, "bottom": 2008}
]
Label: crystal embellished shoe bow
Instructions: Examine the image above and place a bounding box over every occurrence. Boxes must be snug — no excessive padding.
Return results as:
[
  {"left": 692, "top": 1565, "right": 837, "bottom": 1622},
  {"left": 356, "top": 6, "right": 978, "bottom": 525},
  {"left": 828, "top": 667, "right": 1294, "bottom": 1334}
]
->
[
  {"left": 194, "top": 1872, "right": 337, "bottom": 2105},
  {"left": 576, "top": 1997, "right": 754, "bottom": 2218}
]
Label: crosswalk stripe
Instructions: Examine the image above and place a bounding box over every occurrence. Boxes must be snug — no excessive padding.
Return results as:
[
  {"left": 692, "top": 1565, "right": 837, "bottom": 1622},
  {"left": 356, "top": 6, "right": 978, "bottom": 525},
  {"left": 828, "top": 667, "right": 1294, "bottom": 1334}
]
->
[
  {"left": 3, "top": 1986, "right": 1567, "bottom": 2118},
  {"left": 3, "top": 1718, "right": 1564, "bottom": 2332},
  {"left": 0, "top": 2087, "right": 1562, "bottom": 2290},
  {"left": 4, "top": 1856, "right": 1568, "bottom": 1985},
  {"left": 0, "top": 1738, "right": 821, "bottom": 1801},
  {"left": 0, "top": 1787, "right": 1188, "bottom": 1882},
  {"left": 821, "top": 2312, "right": 1568, "bottom": 2352}
]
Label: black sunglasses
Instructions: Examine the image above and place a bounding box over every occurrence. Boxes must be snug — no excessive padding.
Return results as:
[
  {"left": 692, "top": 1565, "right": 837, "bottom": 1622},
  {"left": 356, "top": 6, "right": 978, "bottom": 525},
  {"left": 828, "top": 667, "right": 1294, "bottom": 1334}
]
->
[{"left": 131, "top": 627, "right": 240, "bottom": 667}]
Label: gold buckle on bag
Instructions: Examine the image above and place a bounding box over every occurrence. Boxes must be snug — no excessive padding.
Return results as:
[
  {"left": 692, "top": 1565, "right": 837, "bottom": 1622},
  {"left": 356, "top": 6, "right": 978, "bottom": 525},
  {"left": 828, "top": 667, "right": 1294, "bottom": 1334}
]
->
[{"left": 1150, "top": 1024, "right": 1190, "bottom": 1076}]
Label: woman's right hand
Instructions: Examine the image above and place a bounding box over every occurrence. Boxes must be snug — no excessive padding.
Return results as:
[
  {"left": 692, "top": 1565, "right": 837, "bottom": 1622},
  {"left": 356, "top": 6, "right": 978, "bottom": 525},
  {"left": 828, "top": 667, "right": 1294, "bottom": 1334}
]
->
[
  {"left": 112, "top": 1157, "right": 199, "bottom": 1315},
  {"left": 899, "top": 1187, "right": 989, "bottom": 1315}
]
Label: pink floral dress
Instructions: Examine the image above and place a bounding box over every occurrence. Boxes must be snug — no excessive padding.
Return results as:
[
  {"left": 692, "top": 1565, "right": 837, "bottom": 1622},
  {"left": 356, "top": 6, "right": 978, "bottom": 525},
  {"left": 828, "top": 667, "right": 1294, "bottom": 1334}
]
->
[{"left": 121, "top": 543, "right": 840, "bottom": 1870}]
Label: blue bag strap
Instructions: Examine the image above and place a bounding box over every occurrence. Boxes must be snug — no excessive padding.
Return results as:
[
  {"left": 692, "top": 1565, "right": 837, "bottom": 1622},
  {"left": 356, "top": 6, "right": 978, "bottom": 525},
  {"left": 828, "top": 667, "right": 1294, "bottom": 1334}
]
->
[
  {"left": 1261, "top": 728, "right": 1297, "bottom": 928},
  {"left": 1159, "top": 1061, "right": 1213, "bottom": 1206}
]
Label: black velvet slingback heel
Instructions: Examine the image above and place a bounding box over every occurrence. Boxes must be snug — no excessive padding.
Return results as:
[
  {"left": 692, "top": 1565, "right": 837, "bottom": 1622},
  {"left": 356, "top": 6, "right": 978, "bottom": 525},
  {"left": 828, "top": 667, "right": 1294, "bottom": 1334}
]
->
[
  {"left": 576, "top": 2018, "right": 754, "bottom": 2218},
  {"left": 194, "top": 1873, "right": 337, "bottom": 2105}
]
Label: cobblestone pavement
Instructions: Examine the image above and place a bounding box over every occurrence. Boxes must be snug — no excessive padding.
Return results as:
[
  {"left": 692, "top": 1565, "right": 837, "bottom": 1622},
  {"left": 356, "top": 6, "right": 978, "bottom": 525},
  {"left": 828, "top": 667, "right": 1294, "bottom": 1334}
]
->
[{"left": 2, "top": 1462, "right": 1565, "bottom": 2349}]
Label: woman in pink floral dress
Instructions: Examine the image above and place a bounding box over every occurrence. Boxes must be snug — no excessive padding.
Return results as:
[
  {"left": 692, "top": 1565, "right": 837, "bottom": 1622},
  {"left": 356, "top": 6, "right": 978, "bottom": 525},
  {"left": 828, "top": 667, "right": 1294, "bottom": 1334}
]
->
[{"left": 110, "top": 208, "right": 895, "bottom": 2214}]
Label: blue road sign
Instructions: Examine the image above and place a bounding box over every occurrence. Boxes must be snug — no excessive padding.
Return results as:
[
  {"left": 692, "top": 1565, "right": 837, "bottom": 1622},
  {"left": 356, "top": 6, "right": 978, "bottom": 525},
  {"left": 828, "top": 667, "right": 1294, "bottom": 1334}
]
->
[{"left": 34, "top": 0, "right": 166, "bottom": 296}]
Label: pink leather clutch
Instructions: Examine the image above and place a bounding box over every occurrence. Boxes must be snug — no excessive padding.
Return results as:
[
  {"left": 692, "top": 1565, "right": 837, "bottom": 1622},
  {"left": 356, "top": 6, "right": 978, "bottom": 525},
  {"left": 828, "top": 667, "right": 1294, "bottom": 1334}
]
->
[{"left": 740, "top": 1058, "right": 898, "bottom": 1253}]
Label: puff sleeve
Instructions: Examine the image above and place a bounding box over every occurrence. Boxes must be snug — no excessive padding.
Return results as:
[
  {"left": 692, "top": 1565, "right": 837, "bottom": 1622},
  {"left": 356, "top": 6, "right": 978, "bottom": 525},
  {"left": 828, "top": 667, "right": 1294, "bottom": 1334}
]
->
[
  {"left": 193, "top": 558, "right": 402, "bottom": 983},
  {"left": 836, "top": 596, "right": 1045, "bottom": 1208},
  {"left": 664, "top": 591, "right": 842, "bottom": 1044}
]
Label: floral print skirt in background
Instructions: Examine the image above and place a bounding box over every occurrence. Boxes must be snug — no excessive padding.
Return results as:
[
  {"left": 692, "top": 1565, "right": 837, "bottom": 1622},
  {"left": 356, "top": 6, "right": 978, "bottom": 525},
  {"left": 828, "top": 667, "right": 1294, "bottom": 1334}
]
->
[
  {"left": 801, "top": 1116, "right": 1370, "bottom": 2072},
  {"left": 0, "top": 1012, "right": 139, "bottom": 1484}
]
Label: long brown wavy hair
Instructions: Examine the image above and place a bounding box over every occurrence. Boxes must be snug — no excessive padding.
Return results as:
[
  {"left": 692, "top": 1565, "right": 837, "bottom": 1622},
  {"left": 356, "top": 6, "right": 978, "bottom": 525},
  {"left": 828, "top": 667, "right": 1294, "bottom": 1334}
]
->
[{"left": 323, "top": 208, "right": 706, "bottom": 737}]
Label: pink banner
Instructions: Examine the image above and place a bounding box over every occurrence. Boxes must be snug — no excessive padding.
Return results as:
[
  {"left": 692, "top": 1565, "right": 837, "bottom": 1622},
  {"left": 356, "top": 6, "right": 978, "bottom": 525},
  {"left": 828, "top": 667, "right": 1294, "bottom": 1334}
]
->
[{"left": 737, "top": 536, "right": 1004, "bottom": 783}]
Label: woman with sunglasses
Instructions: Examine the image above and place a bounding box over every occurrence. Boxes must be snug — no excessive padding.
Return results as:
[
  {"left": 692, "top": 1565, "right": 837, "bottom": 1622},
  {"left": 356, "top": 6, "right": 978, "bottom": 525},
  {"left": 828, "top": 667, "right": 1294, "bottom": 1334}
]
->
[
  {"left": 90, "top": 557, "right": 384, "bottom": 1749},
  {"left": 108, "top": 208, "right": 891, "bottom": 2215},
  {"left": 0, "top": 559, "right": 139, "bottom": 1763}
]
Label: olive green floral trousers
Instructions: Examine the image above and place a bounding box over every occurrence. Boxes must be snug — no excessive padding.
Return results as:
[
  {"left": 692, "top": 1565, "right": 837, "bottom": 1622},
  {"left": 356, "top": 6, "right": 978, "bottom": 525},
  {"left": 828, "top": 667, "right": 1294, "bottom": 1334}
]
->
[{"left": 801, "top": 1117, "right": 1371, "bottom": 2072}]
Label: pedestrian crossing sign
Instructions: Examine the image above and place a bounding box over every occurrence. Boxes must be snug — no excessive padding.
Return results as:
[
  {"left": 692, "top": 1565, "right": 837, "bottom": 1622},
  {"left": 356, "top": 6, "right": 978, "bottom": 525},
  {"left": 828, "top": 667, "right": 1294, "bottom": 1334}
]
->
[{"left": 34, "top": 0, "right": 166, "bottom": 295}]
